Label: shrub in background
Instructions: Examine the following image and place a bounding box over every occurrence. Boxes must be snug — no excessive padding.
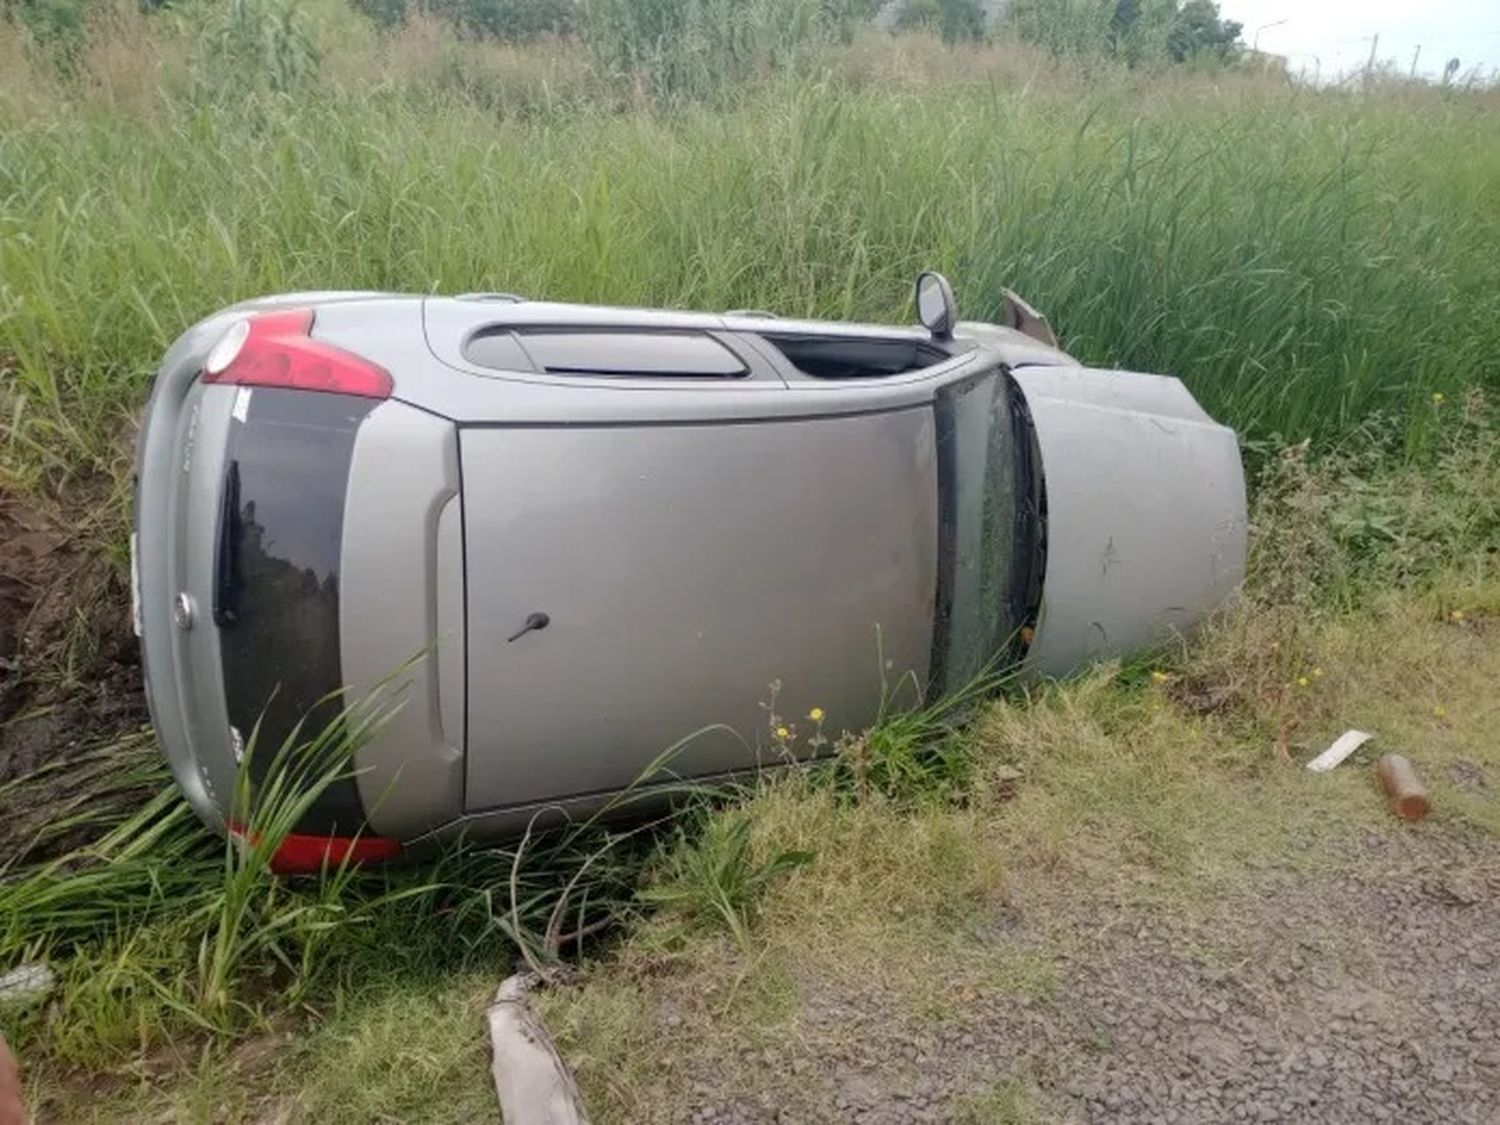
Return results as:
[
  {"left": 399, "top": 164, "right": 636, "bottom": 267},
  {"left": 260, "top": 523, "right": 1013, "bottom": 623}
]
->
[
  {"left": 1004, "top": 0, "right": 1241, "bottom": 65},
  {"left": 444, "top": 0, "right": 576, "bottom": 39},
  {"left": 350, "top": 0, "right": 406, "bottom": 28},
  {"left": 1004, "top": 0, "right": 1119, "bottom": 60},
  {"left": 894, "top": 0, "right": 986, "bottom": 46},
  {"left": 3, "top": 0, "right": 90, "bottom": 43},
  {"left": 352, "top": 0, "right": 577, "bottom": 40}
]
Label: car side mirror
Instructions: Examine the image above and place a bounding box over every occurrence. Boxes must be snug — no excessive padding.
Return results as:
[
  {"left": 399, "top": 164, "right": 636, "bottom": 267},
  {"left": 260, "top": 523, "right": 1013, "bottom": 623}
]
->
[{"left": 915, "top": 271, "right": 957, "bottom": 341}]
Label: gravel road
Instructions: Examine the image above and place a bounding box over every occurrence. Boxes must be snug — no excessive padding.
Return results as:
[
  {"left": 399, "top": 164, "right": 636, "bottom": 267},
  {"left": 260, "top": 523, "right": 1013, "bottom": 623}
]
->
[{"left": 674, "top": 819, "right": 1500, "bottom": 1124}]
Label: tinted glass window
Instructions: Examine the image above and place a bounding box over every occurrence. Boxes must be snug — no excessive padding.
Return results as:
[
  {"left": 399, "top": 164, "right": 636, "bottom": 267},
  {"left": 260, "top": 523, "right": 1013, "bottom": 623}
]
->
[
  {"left": 930, "top": 371, "right": 1040, "bottom": 692},
  {"left": 215, "top": 388, "right": 373, "bottom": 833},
  {"left": 762, "top": 333, "right": 947, "bottom": 379},
  {"left": 464, "top": 329, "right": 747, "bottom": 378}
]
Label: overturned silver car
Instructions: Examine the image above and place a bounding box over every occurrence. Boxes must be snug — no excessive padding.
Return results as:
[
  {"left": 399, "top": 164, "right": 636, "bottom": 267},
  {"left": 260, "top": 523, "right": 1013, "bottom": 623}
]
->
[{"left": 133, "top": 275, "right": 1246, "bottom": 869}]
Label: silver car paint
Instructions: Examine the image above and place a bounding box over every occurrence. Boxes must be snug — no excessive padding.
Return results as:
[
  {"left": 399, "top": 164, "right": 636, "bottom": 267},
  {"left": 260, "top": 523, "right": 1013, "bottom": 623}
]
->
[
  {"left": 409, "top": 298, "right": 992, "bottom": 424},
  {"left": 135, "top": 322, "right": 242, "bottom": 831},
  {"left": 135, "top": 296, "right": 399, "bottom": 832},
  {"left": 460, "top": 407, "right": 938, "bottom": 813},
  {"left": 952, "top": 320, "right": 1074, "bottom": 369},
  {"left": 1011, "top": 364, "right": 1247, "bottom": 676},
  {"left": 138, "top": 290, "right": 1247, "bottom": 844},
  {"left": 338, "top": 400, "right": 466, "bottom": 837}
]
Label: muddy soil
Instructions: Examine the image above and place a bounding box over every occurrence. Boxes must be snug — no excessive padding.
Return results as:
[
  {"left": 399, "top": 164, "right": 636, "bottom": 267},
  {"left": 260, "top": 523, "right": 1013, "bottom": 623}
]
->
[{"left": 0, "top": 493, "right": 146, "bottom": 863}]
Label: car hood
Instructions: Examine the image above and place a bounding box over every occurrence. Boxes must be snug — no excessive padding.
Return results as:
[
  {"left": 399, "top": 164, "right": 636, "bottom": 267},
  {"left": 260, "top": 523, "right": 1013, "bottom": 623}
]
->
[{"left": 1011, "top": 364, "right": 1247, "bottom": 677}]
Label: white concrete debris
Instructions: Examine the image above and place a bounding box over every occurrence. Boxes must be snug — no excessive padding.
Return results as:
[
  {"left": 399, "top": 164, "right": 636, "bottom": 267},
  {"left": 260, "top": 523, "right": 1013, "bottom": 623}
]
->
[
  {"left": 0, "top": 962, "right": 56, "bottom": 1005},
  {"left": 488, "top": 972, "right": 590, "bottom": 1125},
  {"left": 1305, "top": 729, "right": 1374, "bottom": 773}
]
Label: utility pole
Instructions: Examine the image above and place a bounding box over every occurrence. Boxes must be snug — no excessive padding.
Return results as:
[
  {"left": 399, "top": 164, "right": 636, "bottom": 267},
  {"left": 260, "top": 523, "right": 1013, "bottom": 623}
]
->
[
  {"left": 1365, "top": 32, "right": 1380, "bottom": 82},
  {"left": 1253, "top": 19, "right": 1288, "bottom": 53},
  {"left": 1409, "top": 44, "right": 1421, "bottom": 79}
]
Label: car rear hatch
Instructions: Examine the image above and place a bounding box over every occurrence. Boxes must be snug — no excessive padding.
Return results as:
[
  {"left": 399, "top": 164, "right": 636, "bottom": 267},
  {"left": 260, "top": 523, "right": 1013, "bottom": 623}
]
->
[{"left": 137, "top": 298, "right": 464, "bottom": 866}]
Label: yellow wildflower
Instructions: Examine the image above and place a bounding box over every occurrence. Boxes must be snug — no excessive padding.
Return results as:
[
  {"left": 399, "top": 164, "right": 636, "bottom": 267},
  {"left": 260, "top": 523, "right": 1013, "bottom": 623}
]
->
[
  {"left": 1432, "top": 392, "right": 1446, "bottom": 405},
  {"left": 775, "top": 726, "right": 790, "bottom": 740},
  {"left": 1450, "top": 609, "right": 1465, "bottom": 623},
  {"left": 1433, "top": 704, "right": 1447, "bottom": 719},
  {"left": 1296, "top": 676, "right": 1310, "bottom": 688},
  {"left": 1312, "top": 667, "right": 1324, "bottom": 679},
  {"left": 1151, "top": 670, "right": 1170, "bottom": 684},
  {"left": 808, "top": 707, "right": 825, "bottom": 723}
]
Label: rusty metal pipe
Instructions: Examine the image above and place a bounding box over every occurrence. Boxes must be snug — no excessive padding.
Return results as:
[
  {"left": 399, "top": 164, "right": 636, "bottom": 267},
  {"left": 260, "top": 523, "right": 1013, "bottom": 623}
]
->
[{"left": 1376, "top": 754, "right": 1430, "bottom": 821}]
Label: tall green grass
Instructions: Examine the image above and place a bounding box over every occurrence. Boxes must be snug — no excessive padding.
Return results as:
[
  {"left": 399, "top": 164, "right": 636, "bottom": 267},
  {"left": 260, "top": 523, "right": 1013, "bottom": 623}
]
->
[
  {"left": 2, "top": 17, "right": 1498, "bottom": 491},
  {"left": 0, "top": 690, "right": 671, "bottom": 1060},
  {"left": 584, "top": 0, "right": 875, "bottom": 99},
  {"left": 2, "top": 14, "right": 1498, "bottom": 1104}
]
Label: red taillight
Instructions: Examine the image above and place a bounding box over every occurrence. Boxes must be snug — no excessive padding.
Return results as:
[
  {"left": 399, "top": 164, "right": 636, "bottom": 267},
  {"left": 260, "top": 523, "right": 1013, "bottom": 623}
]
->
[
  {"left": 201, "top": 308, "right": 392, "bottom": 399},
  {"left": 229, "top": 822, "right": 403, "bottom": 875}
]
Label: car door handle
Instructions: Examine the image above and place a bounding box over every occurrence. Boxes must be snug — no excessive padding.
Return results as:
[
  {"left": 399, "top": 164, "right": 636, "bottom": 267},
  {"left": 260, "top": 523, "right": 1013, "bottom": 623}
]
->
[{"left": 507, "top": 612, "right": 550, "bottom": 643}]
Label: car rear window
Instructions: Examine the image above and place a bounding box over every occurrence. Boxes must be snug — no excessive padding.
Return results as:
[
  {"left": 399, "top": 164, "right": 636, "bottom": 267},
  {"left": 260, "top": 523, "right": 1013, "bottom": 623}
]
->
[
  {"left": 214, "top": 387, "right": 375, "bottom": 834},
  {"left": 464, "top": 329, "right": 748, "bottom": 378},
  {"left": 760, "top": 333, "right": 948, "bottom": 379}
]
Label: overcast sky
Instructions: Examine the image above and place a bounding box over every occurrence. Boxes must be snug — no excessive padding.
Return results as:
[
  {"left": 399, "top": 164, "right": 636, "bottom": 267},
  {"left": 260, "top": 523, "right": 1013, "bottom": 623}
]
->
[{"left": 1217, "top": 0, "right": 1500, "bottom": 81}]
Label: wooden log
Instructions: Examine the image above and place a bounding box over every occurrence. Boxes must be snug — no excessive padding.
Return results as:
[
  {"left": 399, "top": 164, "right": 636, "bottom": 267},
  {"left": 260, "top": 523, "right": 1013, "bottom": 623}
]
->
[
  {"left": 488, "top": 973, "right": 590, "bottom": 1125},
  {"left": 1376, "top": 754, "right": 1430, "bottom": 821}
]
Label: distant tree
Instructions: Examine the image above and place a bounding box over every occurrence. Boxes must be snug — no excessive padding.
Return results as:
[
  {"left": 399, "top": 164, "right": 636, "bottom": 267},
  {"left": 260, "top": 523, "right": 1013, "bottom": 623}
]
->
[
  {"left": 1108, "top": 0, "right": 1171, "bottom": 63},
  {"left": 1165, "top": 0, "right": 1240, "bottom": 61},
  {"left": 823, "top": 0, "right": 885, "bottom": 39},
  {"left": 1110, "top": 0, "right": 1139, "bottom": 37},
  {"left": 811, "top": 0, "right": 885, "bottom": 44},
  {"left": 895, "top": 0, "right": 940, "bottom": 31},
  {"left": 1008, "top": 0, "right": 1239, "bottom": 64}
]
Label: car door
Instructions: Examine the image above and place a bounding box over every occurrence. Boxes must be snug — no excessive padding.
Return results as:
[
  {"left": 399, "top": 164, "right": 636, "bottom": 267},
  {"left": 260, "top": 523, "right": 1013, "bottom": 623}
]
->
[{"left": 460, "top": 404, "right": 939, "bottom": 813}]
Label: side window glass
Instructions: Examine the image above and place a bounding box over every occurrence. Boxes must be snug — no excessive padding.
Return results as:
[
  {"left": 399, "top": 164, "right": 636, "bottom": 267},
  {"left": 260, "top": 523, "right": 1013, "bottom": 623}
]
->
[
  {"left": 760, "top": 333, "right": 948, "bottom": 379},
  {"left": 934, "top": 371, "right": 1031, "bottom": 691}
]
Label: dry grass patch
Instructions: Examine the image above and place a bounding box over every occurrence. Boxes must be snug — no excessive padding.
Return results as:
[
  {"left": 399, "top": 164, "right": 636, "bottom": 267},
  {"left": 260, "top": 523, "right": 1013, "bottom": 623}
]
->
[
  {"left": 535, "top": 789, "right": 1035, "bottom": 1119},
  {"left": 31, "top": 967, "right": 501, "bottom": 1124},
  {"left": 542, "top": 554, "right": 1500, "bottom": 1119}
]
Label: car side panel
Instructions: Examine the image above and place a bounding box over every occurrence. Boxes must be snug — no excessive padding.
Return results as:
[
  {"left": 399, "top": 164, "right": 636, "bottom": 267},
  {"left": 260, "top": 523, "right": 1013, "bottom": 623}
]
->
[{"left": 339, "top": 401, "right": 466, "bottom": 837}]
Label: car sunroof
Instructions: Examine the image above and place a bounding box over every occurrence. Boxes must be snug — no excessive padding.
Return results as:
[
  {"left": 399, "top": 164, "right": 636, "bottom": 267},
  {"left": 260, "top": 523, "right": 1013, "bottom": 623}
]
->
[{"left": 464, "top": 329, "right": 748, "bottom": 378}]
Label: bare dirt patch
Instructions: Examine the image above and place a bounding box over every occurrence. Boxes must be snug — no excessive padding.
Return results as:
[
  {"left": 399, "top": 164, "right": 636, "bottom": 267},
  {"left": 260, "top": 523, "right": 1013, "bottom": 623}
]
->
[{"left": 0, "top": 492, "right": 146, "bottom": 863}]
